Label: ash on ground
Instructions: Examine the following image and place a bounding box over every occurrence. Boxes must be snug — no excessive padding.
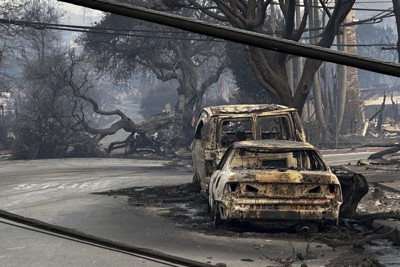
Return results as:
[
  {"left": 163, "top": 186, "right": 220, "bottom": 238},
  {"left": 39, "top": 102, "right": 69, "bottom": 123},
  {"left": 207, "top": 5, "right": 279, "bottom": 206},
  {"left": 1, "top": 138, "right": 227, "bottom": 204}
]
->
[
  {"left": 97, "top": 182, "right": 400, "bottom": 267},
  {"left": 358, "top": 186, "right": 400, "bottom": 214},
  {"left": 97, "top": 182, "right": 395, "bottom": 236}
]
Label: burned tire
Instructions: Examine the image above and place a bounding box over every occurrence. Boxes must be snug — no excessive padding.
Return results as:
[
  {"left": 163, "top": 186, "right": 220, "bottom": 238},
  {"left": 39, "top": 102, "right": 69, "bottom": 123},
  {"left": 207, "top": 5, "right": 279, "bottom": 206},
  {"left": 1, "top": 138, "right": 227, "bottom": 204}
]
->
[
  {"left": 213, "top": 203, "right": 222, "bottom": 227},
  {"left": 206, "top": 201, "right": 211, "bottom": 214},
  {"left": 191, "top": 174, "right": 201, "bottom": 192}
]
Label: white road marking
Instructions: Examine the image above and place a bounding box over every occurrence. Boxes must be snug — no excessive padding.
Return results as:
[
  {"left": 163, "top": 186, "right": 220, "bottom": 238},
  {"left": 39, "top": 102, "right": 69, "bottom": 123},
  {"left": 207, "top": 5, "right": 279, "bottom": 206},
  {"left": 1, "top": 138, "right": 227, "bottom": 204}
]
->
[
  {"left": 14, "top": 184, "right": 37, "bottom": 190},
  {"left": 58, "top": 184, "right": 67, "bottom": 189},
  {"left": 13, "top": 181, "right": 101, "bottom": 190},
  {"left": 78, "top": 182, "right": 91, "bottom": 189},
  {"left": 69, "top": 183, "right": 80, "bottom": 189}
]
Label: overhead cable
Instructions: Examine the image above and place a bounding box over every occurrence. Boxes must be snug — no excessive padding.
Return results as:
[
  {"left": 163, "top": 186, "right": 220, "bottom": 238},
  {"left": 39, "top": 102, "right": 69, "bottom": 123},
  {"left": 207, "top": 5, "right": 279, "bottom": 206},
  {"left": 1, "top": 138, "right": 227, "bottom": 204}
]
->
[{"left": 58, "top": 0, "right": 400, "bottom": 77}]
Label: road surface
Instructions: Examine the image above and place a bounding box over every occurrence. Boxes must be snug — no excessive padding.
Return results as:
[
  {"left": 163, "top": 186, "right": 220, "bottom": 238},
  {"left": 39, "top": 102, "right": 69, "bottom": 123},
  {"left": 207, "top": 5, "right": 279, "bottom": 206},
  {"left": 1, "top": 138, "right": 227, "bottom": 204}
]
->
[{"left": 0, "top": 156, "right": 395, "bottom": 266}]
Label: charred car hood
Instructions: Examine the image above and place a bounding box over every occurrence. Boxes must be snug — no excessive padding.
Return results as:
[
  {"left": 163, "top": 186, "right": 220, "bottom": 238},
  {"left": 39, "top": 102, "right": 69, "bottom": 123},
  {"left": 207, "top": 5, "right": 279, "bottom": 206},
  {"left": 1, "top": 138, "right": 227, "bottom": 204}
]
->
[{"left": 229, "top": 170, "right": 340, "bottom": 185}]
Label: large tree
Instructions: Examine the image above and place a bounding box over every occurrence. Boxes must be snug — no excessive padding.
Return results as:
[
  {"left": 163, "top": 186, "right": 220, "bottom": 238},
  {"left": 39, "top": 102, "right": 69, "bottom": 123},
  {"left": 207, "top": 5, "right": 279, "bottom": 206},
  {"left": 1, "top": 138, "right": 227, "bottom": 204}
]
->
[
  {"left": 184, "top": 0, "right": 356, "bottom": 115},
  {"left": 81, "top": 2, "right": 226, "bottom": 144},
  {"left": 0, "top": 1, "right": 30, "bottom": 93},
  {"left": 6, "top": 0, "right": 87, "bottom": 158}
]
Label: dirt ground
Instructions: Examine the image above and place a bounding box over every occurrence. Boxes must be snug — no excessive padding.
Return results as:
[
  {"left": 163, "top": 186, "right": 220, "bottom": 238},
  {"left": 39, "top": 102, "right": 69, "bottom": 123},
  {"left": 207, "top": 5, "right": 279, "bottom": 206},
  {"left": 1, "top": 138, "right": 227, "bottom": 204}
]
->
[{"left": 98, "top": 178, "right": 399, "bottom": 267}]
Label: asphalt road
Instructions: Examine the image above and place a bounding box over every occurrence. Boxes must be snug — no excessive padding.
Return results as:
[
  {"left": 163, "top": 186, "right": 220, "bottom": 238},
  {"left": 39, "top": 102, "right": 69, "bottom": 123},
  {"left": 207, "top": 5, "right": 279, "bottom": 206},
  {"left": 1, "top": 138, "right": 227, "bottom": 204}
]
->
[{"left": 0, "top": 156, "right": 391, "bottom": 267}]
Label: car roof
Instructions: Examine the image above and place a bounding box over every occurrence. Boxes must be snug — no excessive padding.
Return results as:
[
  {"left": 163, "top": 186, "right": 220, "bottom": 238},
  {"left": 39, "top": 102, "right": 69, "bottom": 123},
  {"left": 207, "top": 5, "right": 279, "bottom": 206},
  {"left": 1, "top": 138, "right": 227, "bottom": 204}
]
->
[
  {"left": 232, "top": 140, "right": 316, "bottom": 150},
  {"left": 201, "top": 104, "right": 296, "bottom": 116}
]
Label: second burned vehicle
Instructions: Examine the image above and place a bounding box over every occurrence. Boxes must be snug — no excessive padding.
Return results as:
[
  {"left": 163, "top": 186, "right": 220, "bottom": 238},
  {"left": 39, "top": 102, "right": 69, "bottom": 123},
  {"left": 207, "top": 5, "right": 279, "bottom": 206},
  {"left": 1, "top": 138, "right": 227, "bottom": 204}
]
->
[
  {"left": 191, "top": 104, "right": 306, "bottom": 196},
  {"left": 208, "top": 140, "right": 343, "bottom": 232}
]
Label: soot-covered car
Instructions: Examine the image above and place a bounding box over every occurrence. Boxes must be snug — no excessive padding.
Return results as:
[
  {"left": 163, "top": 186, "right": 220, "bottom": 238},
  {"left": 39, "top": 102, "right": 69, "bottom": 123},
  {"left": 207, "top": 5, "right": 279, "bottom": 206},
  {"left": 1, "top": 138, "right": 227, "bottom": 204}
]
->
[
  {"left": 191, "top": 104, "right": 306, "bottom": 196},
  {"left": 208, "top": 140, "right": 342, "bottom": 232}
]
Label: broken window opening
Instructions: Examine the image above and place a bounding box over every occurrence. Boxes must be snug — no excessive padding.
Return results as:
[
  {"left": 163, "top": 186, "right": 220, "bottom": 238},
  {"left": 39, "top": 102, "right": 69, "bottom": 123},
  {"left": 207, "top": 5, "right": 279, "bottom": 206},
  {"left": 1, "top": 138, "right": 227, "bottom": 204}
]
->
[
  {"left": 262, "top": 159, "right": 287, "bottom": 169},
  {"left": 258, "top": 116, "right": 290, "bottom": 140},
  {"left": 220, "top": 119, "right": 253, "bottom": 147},
  {"left": 194, "top": 120, "right": 204, "bottom": 139},
  {"left": 229, "top": 149, "right": 327, "bottom": 171}
]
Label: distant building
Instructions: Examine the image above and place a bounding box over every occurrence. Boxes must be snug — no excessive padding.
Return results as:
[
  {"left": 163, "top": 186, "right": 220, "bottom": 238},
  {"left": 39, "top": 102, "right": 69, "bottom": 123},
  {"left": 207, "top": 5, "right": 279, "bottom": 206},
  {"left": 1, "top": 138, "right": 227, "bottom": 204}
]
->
[{"left": 362, "top": 84, "right": 400, "bottom": 122}]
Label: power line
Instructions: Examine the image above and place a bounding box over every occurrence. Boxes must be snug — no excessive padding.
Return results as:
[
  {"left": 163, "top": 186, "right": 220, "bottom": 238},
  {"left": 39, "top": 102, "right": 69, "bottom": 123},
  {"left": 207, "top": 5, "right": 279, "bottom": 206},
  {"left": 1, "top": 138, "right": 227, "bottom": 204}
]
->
[
  {"left": 57, "top": 0, "right": 400, "bottom": 78},
  {"left": 301, "top": 4, "right": 395, "bottom": 12},
  {"left": 0, "top": 18, "right": 182, "bottom": 34},
  {"left": 334, "top": 44, "right": 396, "bottom": 48},
  {"left": 0, "top": 18, "right": 219, "bottom": 42},
  {"left": 354, "top": 1, "right": 393, "bottom": 3},
  {"left": 1, "top": 17, "right": 397, "bottom": 48}
]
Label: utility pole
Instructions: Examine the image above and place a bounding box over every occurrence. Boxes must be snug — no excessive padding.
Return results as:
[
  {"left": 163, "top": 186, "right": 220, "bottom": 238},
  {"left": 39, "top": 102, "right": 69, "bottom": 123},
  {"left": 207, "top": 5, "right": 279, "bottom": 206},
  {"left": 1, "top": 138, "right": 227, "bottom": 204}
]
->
[{"left": 393, "top": 0, "right": 400, "bottom": 62}]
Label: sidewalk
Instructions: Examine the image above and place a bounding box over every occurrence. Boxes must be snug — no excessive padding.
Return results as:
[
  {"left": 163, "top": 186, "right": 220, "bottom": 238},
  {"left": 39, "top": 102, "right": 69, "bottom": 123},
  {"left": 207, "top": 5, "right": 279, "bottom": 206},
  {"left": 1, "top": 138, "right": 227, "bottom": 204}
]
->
[{"left": 320, "top": 147, "right": 387, "bottom": 155}]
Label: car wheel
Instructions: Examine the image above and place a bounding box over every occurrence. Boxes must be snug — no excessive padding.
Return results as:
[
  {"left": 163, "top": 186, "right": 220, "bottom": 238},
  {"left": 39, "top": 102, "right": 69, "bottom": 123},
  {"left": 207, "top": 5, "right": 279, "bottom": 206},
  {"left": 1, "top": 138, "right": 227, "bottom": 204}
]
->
[
  {"left": 206, "top": 199, "right": 212, "bottom": 214},
  {"left": 213, "top": 203, "right": 222, "bottom": 227},
  {"left": 191, "top": 174, "right": 201, "bottom": 192}
]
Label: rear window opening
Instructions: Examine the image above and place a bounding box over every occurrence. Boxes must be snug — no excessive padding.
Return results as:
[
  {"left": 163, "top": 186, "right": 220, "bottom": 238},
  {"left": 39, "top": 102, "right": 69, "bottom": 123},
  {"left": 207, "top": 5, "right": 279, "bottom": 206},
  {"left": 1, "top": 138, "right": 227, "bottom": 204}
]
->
[
  {"left": 262, "top": 159, "right": 287, "bottom": 169},
  {"left": 258, "top": 116, "right": 290, "bottom": 140},
  {"left": 220, "top": 119, "right": 253, "bottom": 147},
  {"left": 229, "top": 149, "right": 327, "bottom": 171}
]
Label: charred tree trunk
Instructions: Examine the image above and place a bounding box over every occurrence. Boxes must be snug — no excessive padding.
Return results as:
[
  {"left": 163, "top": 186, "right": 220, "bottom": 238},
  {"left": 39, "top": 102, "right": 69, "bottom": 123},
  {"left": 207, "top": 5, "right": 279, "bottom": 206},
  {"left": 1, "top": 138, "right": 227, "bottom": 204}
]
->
[
  {"left": 175, "top": 60, "right": 199, "bottom": 146},
  {"left": 391, "top": 91, "right": 399, "bottom": 123},
  {"left": 313, "top": 73, "right": 329, "bottom": 138},
  {"left": 376, "top": 93, "right": 386, "bottom": 132}
]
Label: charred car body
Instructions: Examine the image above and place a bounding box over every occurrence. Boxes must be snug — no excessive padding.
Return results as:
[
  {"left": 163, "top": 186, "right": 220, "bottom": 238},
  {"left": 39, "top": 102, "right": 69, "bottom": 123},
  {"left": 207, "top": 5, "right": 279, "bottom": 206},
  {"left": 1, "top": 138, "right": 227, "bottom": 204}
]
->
[
  {"left": 191, "top": 104, "right": 306, "bottom": 196},
  {"left": 208, "top": 140, "right": 343, "bottom": 230},
  {"left": 125, "top": 131, "right": 164, "bottom": 155}
]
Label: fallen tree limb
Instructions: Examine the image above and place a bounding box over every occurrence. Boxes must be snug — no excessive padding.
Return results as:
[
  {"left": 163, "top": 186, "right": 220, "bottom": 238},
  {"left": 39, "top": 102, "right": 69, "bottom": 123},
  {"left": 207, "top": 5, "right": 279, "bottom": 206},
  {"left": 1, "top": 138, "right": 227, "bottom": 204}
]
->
[
  {"left": 105, "top": 133, "right": 133, "bottom": 155},
  {"left": 367, "top": 145, "right": 400, "bottom": 160}
]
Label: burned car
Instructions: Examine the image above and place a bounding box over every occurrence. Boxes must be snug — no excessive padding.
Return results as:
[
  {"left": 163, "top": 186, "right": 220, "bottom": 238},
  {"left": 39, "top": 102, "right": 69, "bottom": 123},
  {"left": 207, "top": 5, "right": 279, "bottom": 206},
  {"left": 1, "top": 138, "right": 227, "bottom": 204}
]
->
[
  {"left": 192, "top": 104, "right": 306, "bottom": 196},
  {"left": 125, "top": 131, "right": 164, "bottom": 155},
  {"left": 208, "top": 140, "right": 342, "bottom": 231}
]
